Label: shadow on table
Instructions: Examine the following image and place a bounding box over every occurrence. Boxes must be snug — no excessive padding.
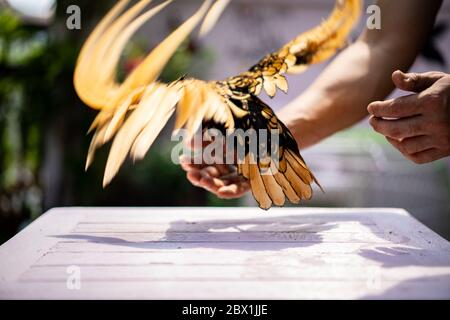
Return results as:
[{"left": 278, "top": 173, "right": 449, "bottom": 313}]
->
[
  {"left": 52, "top": 212, "right": 450, "bottom": 267},
  {"left": 358, "top": 246, "right": 450, "bottom": 268},
  {"left": 53, "top": 213, "right": 382, "bottom": 251},
  {"left": 361, "top": 274, "right": 450, "bottom": 299},
  {"left": 52, "top": 214, "right": 339, "bottom": 251}
]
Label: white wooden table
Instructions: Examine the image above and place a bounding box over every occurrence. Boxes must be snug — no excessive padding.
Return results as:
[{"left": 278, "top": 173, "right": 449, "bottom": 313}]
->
[{"left": 0, "top": 207, "right": 449, "bottom": 299}]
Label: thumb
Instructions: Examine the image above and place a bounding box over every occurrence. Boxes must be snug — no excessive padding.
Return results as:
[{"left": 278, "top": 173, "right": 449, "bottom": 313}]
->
[{"left": 392, "top": 70, "right": 445, "bottom": 93}]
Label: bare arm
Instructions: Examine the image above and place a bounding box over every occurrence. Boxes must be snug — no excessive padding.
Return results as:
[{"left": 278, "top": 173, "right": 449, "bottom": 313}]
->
[{"left": 278, "top": 0, "right": 442, "bottom": 149}]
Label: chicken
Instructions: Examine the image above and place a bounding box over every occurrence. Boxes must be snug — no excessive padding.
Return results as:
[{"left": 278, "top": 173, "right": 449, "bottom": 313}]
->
[{"left": 74, "top": 0, "right": 361, "bottom": 209}]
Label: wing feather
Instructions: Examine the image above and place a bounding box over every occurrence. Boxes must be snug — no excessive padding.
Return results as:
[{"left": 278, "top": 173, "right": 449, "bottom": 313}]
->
[
  {"left": 74, "top": 0, "right": 130, "bottom": 108},
  {"left": 130, "top": 86, "right": 182, "bottom": 161},
  {"left": 75, "top": 0, "right": 154, "bottom": 109},
  {"left": 99, "top": 1, "right": 173, "bottom": 99},
  {"left": 222, "top": 0, "right": 361, "bottom": 97},
  {"left": 273, "top": 75, "right": 288, "bottom": 93},
  {"left": 249, "top": 163, "right": 272, "bottom": 210},
  {"left": 239, "top": 153, "right": 250, "bottom": 179},
  {"left": 273, "top": 171, "right": 301, "bottom": 204},
  {"left": 199, "top": 0, "right": 230, "bottom": 37},
  {"left": 285, "top": 163, "right": 312, "bottom": 200},
  {"left": 85, "top": 124, "right": 109, "bottom": 171},
  {"left": 118, "top": 0, "right": 212, "bottom": 96},
  {"left": 103, "top": 84, "right": 167, "bottom": 186},
  {"left": 285, "top": 149, "right": 313, "bottom": 184},
  {"left": 286, "top": 0, "right": 361, "bottom": 73},
  {"left": 261, "top": 171, "right": 285, "bottom": 207},
  {"left": 104, "top": 86, "right": 146, "bottom": 142}
]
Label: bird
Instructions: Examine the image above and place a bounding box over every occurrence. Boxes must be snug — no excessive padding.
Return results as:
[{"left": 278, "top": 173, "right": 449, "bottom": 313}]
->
[{"left": 74, "top": 0, "right": 361, "bottom": 209}]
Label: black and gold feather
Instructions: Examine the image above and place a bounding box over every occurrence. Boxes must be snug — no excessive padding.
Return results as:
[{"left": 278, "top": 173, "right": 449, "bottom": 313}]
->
[{"left": 74, "top": 0, "right": 361, "bottom": 209}]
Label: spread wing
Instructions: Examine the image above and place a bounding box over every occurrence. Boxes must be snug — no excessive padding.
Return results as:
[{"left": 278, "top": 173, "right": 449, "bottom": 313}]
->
[
  {"left": 224, "top": 0, "right": 361, "bottom": 97},
  {"left": 74, "top": 0, "right": 361, "bottom": 209}
]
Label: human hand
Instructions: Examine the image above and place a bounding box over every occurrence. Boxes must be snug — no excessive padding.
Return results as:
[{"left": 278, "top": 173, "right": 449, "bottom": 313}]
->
[
  {"left": 367, "top": 70, "right": 450, "bottom": 164},
  {"left": 179, "top": 137, "right": 250, "bottom": 199}
]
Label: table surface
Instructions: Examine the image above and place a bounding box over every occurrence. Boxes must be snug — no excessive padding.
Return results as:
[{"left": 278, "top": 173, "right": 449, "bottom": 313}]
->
[{"left": 0, "top": 207, "right": 449, "bottom": 299}]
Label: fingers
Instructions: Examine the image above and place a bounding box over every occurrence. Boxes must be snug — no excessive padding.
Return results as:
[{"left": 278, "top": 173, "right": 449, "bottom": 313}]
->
[
  {"left": 186, "top": 170, "right": 202, "bottom": 186},
  {"left": 404, "top": 148, "right": 447, "bottom": 165},
  {"left": 200, "top": 167, "right": 227, "bottom": 191},
  {"left": 180, "top": 133, "right": 251, "bottom": 198},
  {"left": 180, "top": 134, "right": 250, "bottom": 198},
  {"left": 217, "top": 180, "right": 251, "bottom": 199},
  {"left": 392, "top": 70, "right": 446, "bottom": 93},
  {"left": 386, "top": 135, "right": 448, "bottom": 164},
  {"left": 367, "top": 94, "right": 424, "bottom": 119},
  {"left": 369, "top": 115, "right": 427, "bottom": 139},
  {"left": 367, "top": 71, "right": 447, "bottom": 118},
  {"left": 183, "top": 159, "right": 249, "bottom": 198},
  {"left": 215, "top": 164, "right": 234, "bottom": 176},
  {"left": 369, "top": 72, "right": 450, "bottom": 164},
  {"left": 386, "top": 135, "right": 435, "bottom": 156},
  {"left": 186, "top": 166, "right": 224, "bottom": 191},
  {"left": 187, "top": 168, "right": 249, "bottom": 198}
]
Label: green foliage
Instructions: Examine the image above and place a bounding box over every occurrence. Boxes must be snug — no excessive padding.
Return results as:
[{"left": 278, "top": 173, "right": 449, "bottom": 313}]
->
[
  {"left": 0, "top": 9, "right": 48, "bottom": 220},
  {"left": 0, "top": 9, "right": 20, "bottom": 36}
]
